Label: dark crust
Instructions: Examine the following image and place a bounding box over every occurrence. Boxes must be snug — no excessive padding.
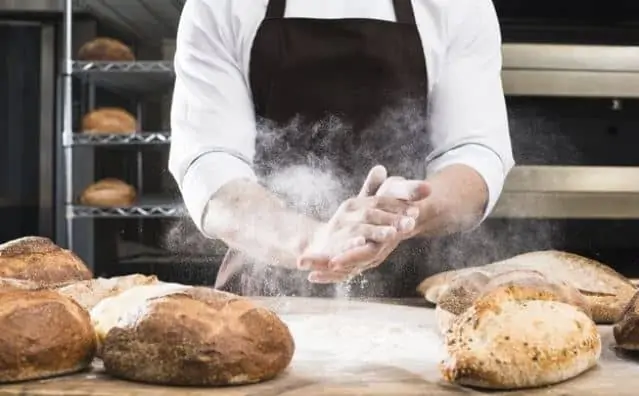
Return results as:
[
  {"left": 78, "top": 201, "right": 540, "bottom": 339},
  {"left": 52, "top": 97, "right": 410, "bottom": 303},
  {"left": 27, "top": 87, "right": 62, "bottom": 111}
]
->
[
  {"left": 0, "top": 237, "right": 92, "bottom": 285},
  {"left": 101, "top": 287, "right": 295, "bottom": 386},
  {"left": 614, "top": 290, "right": 639, "bottom": 349},
  {"left": 0, "top": 290, "right": 96, "bottom": 383}
]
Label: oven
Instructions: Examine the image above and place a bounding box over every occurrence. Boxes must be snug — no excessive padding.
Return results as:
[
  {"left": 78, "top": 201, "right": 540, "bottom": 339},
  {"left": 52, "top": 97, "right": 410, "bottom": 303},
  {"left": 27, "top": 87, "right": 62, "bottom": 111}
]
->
[{"left": 459, "top": 4, "right": 639, "bottom": 279}]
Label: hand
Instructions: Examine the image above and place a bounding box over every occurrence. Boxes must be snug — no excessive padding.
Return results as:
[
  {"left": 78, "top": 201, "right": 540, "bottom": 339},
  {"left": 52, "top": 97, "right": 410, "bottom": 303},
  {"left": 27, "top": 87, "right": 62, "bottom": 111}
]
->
[
  {"left": 306, "top": 170, "right": 431, "bottom": 283},
  {"left": 296, "top": 166, "right": 419, "bottom": 278}
]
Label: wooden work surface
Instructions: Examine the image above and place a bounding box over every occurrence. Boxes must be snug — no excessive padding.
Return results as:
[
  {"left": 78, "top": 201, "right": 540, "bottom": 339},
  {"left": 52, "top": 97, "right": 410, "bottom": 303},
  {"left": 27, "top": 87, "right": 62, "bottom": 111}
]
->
[{"left": 1, "top": 297, "right": 639, "bottom": 396}]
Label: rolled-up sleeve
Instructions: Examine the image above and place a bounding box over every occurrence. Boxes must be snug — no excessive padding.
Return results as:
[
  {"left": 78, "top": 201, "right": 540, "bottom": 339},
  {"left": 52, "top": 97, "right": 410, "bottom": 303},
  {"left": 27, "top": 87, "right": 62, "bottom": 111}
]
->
[
  {"left": 425, "top": 0, "right": 515, "bottom": 222},
  {"left": 169, "top": 0, "right": 257, "bottom": 233}
]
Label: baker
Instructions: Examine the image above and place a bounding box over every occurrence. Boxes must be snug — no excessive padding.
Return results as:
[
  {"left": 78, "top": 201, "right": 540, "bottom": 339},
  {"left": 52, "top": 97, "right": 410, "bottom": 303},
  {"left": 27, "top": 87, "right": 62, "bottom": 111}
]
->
[{"left": 169, "top": 0, "right": 514, "bottom": 297}]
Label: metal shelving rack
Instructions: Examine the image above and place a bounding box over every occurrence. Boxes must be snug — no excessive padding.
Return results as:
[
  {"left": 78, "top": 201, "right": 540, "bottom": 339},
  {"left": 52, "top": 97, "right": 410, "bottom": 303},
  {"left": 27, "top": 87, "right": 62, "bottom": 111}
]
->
[{"left": 61, "top": 0, "right": 186, "bottom": 253}]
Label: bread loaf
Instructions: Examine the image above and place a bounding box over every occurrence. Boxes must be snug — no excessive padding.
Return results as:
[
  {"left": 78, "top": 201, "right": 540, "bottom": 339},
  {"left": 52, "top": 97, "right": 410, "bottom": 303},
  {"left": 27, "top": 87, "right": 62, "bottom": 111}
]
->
[
  {"left": 419, "top": 250, "right": 635, "bottom": 324},
  {"left": 435, "top": 270, "right": 591, "bottom": 335},
  {"left": 440, "top": 284, "right": 601, "bottom": 389},
  {"left": 0, "top": 236, "right": 92, "bottom": 285},
  {"left": 91, "top": 284, "right": 295, "bottom": 386},
  {"left": 81, "top": 108, "right": 137, "bottom": 135},
  {"left": 78, "top": 38, "right": 135, "bottom": 61},
  {"left": 613, "top": 290, "right": 639, "bottom": 350},
  {"left": 56, "top": 274, "right": 160, "bottom": 311},
  {"left": 0, "top": 290, "right": 96, "bottom": 383},
  {"left": 80, "top": 179, "right": 136, "bottom": 207}
]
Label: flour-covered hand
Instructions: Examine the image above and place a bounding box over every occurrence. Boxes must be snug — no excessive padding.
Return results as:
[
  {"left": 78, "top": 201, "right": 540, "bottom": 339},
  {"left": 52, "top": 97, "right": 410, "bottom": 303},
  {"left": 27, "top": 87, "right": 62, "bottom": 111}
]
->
[
  {"left": 306, "top": 170, "right": 430, "bottom": 283},
  {"left": 296, "top": 166, "right": 420, "bottom": 277}
]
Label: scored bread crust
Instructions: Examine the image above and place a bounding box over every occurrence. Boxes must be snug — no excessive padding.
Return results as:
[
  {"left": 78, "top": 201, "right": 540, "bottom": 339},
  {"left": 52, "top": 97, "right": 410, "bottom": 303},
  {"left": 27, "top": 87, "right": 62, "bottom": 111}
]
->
[
  {"left": 81, "top": 108, "right": 137, "bottom": 135},
  {"left": 418, "top": 250, "right": 634, "bottom": 324},
  {"left": 92, "top": 284, "right": 295, "bottom": 386},
  {"left": 77, "top": 38, "right": 135, "bottom": 61},
  {"left": 56, "top": 274, "right": 160, "bottom": 311},
  {"left": 0, "top": 290, "right": 96, "bottom": 383},
  {"left": 435, "top": 270, "right": 591, "bottom": 335},
  {"left": 440, "top": 286, "right": 601, "bottom": 389},
  {"left": 80, "top": 178, "right": 137, "bottom": 207},
  {"left": 0, "top": 236, "right": 92, "bottom": 285}
]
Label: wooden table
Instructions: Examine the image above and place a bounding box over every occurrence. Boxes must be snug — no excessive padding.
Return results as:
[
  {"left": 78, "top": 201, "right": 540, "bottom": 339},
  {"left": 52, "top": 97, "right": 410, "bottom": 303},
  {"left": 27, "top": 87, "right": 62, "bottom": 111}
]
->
[{"left": 1, "top": 297, "right": 639, "bottom": 395}]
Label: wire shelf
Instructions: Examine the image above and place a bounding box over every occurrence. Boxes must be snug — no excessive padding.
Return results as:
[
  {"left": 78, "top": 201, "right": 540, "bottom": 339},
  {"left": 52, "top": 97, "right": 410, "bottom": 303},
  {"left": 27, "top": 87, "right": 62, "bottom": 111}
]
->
[
  {"left": 69, "top": 196, "right": 184, "bottom": 218},
  {"left": 73, "top": 61, "right": 175, "bottom": 95},
  {"left": 70, "top": 132, "right": 171, "bottom": 146},
  {"left": 74, "top": 0, "right": 185, "bottom": 43}
]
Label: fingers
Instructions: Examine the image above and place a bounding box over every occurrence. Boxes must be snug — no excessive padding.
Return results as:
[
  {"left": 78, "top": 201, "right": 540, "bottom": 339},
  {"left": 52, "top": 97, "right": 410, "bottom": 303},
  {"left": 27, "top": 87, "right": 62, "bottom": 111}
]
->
[
  {"left": 329, "top": 243, "right": 379, "bottom": 270},
  {"left": 358, "top": 165, "right": 388, "bottom": 198},
  {"left": 297, "top": 236, "right": 365, "bottom": 271},
  {"left": 376, "top": 177, "right": 431, "bottom": 202},
  {"left": 340, "top": 196, "right": 419, "bottom": 217},
  {"left": 358, "top": 208, "right": 416, "bottom": 233},
  {"left": 307, "top": 271, "right": 350, "bottom": 284}
]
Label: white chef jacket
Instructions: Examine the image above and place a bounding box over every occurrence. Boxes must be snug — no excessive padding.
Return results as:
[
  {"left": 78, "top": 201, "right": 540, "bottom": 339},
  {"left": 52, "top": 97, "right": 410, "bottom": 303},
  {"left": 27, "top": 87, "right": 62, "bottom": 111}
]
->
[{"left": 169, "top": 0, "right": 515, "bottom": 234}]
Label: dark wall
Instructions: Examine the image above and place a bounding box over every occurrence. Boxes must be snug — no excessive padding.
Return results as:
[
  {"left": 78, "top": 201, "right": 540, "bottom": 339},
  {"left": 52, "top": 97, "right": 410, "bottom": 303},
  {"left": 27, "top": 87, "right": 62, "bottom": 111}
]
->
[{"left": 0, "top": 24, "right": 42, "bottom": 241}]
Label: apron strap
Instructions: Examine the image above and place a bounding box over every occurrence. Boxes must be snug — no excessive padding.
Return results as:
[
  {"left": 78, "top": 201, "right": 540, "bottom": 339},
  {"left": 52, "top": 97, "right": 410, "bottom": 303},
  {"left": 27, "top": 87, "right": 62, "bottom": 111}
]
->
[
  {"left": 392, "top": 0, "right": 417, "bottom": 24},
  {"left": 265, "top": 0, "right": 286, "bottom": 19}
]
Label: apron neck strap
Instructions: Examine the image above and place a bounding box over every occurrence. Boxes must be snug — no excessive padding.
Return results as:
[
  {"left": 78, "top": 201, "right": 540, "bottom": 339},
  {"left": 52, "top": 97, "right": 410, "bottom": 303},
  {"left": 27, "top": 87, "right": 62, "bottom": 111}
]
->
[
  {"left": 393, "top": 0, "right": 417, "bottom": 24},
  {"left": 265, "top": 0, "right": 416, "bottom": 24},
  {"left": 265, "top": 0, "right": 286, "bottom": 19}
]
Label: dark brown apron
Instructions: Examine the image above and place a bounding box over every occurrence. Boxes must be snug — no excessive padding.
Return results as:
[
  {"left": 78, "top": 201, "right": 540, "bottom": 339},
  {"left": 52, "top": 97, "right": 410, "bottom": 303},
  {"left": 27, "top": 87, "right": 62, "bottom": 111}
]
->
[{"left": 214, "top": 0, "right": 434, "bottom": 298}]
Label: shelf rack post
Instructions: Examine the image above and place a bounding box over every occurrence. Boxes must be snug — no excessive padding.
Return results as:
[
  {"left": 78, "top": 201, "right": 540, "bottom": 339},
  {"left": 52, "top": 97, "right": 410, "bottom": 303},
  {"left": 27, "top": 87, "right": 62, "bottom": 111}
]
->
[{"left": 63, "top": 0, "right": 75, "bottom": 250}]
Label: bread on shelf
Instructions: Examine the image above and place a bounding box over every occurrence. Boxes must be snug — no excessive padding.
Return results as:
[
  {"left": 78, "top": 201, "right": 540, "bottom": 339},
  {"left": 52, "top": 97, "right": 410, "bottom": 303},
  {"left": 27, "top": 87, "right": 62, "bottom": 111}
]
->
[
  {"left": 77, "top": 37, "right": 135, "bottom": 62},
  {"left": 81, "top": 108, "right": 137, "bottom": 135},
  {"left": 0, "top": 289, "right": 96, "bottom": 383},
  {"left": 92, "top": 284, "right": 295, "bottom": 386},
  {"left": 0, "top": 236, "right": 92, "bottom": 286},
  {"left": 79, "top": 179, "right": 137, "bottom": 207}
]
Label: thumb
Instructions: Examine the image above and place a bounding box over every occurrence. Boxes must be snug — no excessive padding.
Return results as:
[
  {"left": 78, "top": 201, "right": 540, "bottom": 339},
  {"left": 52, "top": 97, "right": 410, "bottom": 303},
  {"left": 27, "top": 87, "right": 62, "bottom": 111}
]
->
[{"left": 358, "top": 165, "right": 388, "bottom": 197}]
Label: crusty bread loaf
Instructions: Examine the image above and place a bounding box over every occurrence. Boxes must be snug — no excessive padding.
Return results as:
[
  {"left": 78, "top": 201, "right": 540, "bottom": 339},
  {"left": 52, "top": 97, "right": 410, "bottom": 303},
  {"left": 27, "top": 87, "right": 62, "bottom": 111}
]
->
[
  {"left": 0, "top": 290, "right": 96, "bottom": 383},
  {"left": 440, "top": 284, "right": 601, "bottom": 389},
  {"left": 435, "top": 270, "right": 591, "bottom": 335},
  {"left": 80, "top": 178, "right": 136, "bottom": 207},
  {"left": 91, "top": 284, "right": 295, "bottom": 386},
  {"left": 56, "top": 274, "right": 160, "bottom": 311},
  {"left": 613, "top": 290, "right": 639, "bottom": 350},
  {"left": 0, "top": 236, "right": 92, "bottom": 286},
  {"left": 419, "top": 250, "right": 635, "bottom": 324},
  {"left": 81, "top": 108, "right": 137, "bottom": 135},
  {"left": 78, "top": 37, "right": 135, "bottom": 61}
]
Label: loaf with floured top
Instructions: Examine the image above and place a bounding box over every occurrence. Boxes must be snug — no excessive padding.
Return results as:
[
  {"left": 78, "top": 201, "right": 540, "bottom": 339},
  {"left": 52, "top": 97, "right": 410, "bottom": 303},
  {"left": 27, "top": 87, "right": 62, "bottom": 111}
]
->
[{"left": 92, "top": 283, "right": 295, "bottom": 386}]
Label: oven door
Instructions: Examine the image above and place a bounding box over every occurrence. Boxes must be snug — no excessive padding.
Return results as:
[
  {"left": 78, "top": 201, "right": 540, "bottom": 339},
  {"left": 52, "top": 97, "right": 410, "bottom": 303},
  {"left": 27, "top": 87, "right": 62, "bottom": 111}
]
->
[
  {"left": 464, "top": 43, "right": 639, "bottom": 278},
  {"left": 0, "top": 21, "right": 56, "bottom": 241}
]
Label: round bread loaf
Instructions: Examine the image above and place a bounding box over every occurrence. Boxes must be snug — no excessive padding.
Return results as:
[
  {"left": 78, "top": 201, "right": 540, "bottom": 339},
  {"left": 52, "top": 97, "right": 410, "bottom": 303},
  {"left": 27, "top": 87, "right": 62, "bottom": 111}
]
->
[
  {"left": 78, "top": 37, "right": 135, "bottom": 61},
  {"left": 92, "top": 284, "right": 295, "bottom": 386},
  {"left": 0, "top": 236, "right": 92, "bottom": 285},
  {"left": 80, "top": 179, "right": 136, "bottom": 207},
  {"left": 82, "top": 108, "right": 137, "bottom": 135},
  {"left": 0, "top": 290, "right": 96, "bottom": 383},
  {"left": 441, "top": 285, "right": 601, "bottom": 389}
]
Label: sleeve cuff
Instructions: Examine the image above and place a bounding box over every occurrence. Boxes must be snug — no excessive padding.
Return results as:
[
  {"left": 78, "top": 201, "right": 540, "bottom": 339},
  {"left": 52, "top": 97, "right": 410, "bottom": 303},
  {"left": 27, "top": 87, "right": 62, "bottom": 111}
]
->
[
  {"left": 180, "top": 152, "right": 257, "bottom": 237},
  {"left": 426, "top": 144, "right": 512, "bottom": 228}
]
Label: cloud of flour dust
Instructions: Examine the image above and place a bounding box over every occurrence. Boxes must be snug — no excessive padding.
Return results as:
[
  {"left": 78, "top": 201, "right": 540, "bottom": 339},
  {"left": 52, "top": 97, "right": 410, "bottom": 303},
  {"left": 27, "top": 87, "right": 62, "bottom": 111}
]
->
[{"left": 163, "top": 99, "right": 577, "bottom": 298}]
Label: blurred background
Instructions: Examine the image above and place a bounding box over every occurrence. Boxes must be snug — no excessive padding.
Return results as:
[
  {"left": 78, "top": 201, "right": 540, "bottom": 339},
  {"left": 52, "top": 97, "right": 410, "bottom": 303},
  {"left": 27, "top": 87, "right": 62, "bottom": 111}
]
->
[{"left": 2, "top": 0, "right": 639, "bottom": 286}]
